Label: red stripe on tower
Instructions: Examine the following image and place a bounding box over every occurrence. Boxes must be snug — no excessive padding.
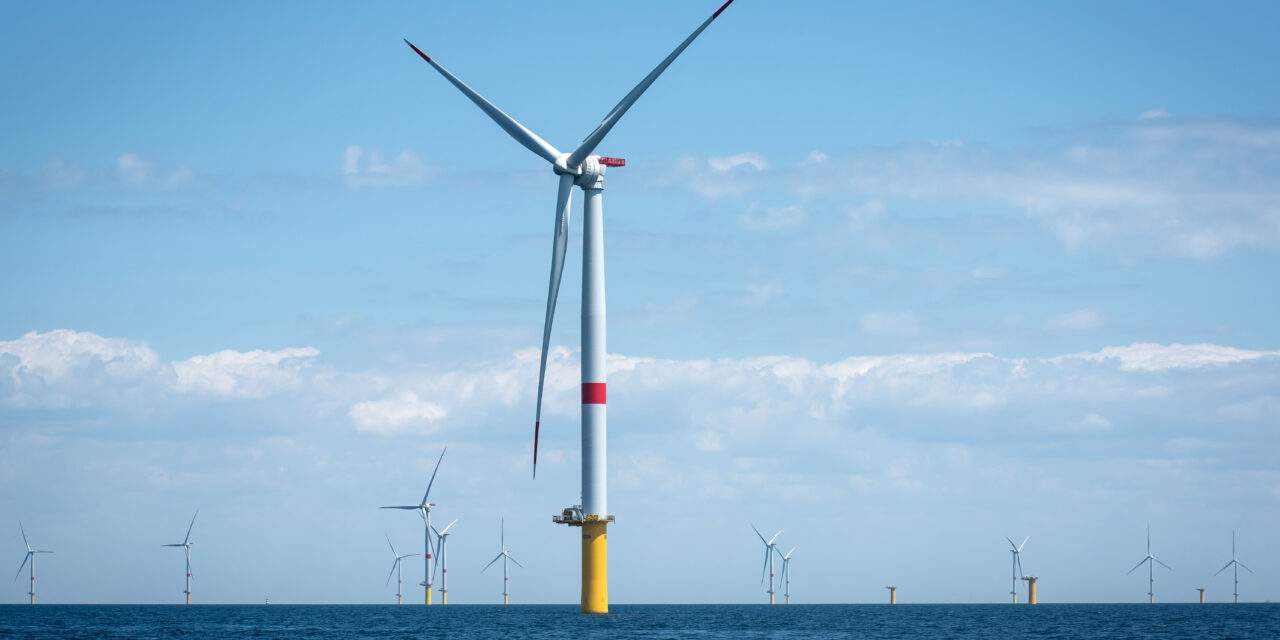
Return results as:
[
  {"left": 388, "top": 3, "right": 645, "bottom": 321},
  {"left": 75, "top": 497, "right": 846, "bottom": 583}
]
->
[{"left": 582, "top": 383, "right": 607, "bottom": 404}]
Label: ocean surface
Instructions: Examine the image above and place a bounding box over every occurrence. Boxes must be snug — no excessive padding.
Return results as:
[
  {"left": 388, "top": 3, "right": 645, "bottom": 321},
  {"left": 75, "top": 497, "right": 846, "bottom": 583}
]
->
[{"left": 2, "top": 604, "right": 1278, "bottom": 639}]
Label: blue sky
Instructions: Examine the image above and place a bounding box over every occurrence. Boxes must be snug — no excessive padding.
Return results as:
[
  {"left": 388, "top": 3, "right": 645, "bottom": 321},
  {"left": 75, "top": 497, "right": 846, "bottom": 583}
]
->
[{"left": 2, "top": 0, "right": 1279, "bottom": 604}]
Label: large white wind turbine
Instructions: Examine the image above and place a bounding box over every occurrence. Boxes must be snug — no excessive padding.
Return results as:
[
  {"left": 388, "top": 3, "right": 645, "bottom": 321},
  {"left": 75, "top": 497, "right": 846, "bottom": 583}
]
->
[
  {"left": 13, "top": 522, "right": 53, "bottom": 605},
  {"left": 1213, "top": 529, "right": 1254, "bottom": 604},
  {"left": 403, "top": 0, "right": 737, "bottom": 614},
  {"left": 384, "top": 534, "right": 420, "bottom": 605},
  {"left": 380, "top": 446, "right": 446, "bottom": 605},
  {"left": 431, "top": 519, "right": 458, "bottom": 605},
  {"left": 162, "top": 510, "right": 198, "bottom": 605},
  {"left": 482, "top": 518, "right": 523, "bottom": 605},
  {"left": 1005, "top": 536, "right": 1028, "bottom": 603},
  {"left": 751, "top": 524, "right": 783, "bottom": 605},
  {"left": 1126, "top": 524, "right": 1171, "bottom": 604},
  {"left": 776, "top": 547, "right": 796, "bottom": 605}
]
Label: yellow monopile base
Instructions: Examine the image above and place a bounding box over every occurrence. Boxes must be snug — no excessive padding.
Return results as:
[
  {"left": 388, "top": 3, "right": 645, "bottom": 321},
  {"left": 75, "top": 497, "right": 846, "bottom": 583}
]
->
[
  {"left": 581, "top": 521, "right": 609, "bottom": 614},
  {"left": 1027, "top": 579, "right": 1037, "bottom": 605},
  {"left": 503, "top": 594, "right": 510, "bottom": 606},
  {"left": 185, "top": 593, "right": 191, "bottom": 605},
  {"left": 769, "top": 593, "right": 775, "bottom": 605},
  {"left": 442, "top": 591, "right": 448, "bottom": 605},
  {"left": 30, "top": 595, "right": 35, "bottom": 606},
  {"left": 426, "top": 586, "right": 433, "bottom": 605}
]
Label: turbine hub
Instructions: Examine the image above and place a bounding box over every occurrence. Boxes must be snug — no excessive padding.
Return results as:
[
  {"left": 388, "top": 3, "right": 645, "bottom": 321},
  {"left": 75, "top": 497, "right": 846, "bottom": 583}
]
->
[{"left": 574, "top": 155, "right": 607, "bottom": 190}]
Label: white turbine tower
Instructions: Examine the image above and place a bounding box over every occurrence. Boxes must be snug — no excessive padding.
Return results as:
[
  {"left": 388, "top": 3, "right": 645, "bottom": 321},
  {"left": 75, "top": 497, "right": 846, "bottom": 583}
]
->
[
  {"left": 380, "top": 447, "right": 446, "bottom": 605},
  {"left": 751, "top": 525, "right": 782, "bottom": 605},
  {"left": 13, "top": 522, "right": 53, "bottom": 606},
  {"left": 1213, "top": 529, "right": 1254, "bottom": 604},
  {"left": 431, "top": 519, "right": 458, "bottom": 605},
  {"left": 384, "top": 534, "right": 419, "bottom": 605},
  {"left": 482, "top": 518, "right": 523, "bottom": 605},
  {"left": 1126, "top": 524, "right": 1171, "bottom": 604},
  {"left": 403, "top": 0, "right": 737, "bottom": 614},
  {"left": 776, "top": 547, "right": 796, "bottom": 605},
  {"left": 1005, "top": 536, "right": 1028, "bottom": 603},
  {"left": 162, "top": 510, "right": 198, "bottom": 605}
]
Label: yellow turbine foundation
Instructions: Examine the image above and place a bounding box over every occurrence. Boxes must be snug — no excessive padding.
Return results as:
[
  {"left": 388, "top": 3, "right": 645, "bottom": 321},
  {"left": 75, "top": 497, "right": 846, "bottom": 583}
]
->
[
  {"left": 581, "top": 521, "right": 609, "bottom": 614},
  {"left": 887, "top": 587, "right": 897, "bottom": 605},
  {"left": 1197, "top": 589, "right": 1205, "bottom": 604},
  {"left": 442, "top": 591, "right": 448, "bottom": 605},
  {"left": 425, "top": 586, "right": 432, "bottom": 606},
  {"left": 185, "top": 593, "right": 191, "bottom": 605},
  {"left": 503, "top": 594, "right": 510, "bottom": 606},
  {"left": 1023, "top": 577, "right": 1038, "bottom": 605},
  {"left": 30, "top": 594, "right": 35, "bottom": 606}
]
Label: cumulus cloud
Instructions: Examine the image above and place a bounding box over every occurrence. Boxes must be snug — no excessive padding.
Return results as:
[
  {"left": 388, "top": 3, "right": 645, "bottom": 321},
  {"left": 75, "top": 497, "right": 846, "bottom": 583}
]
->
[
  {"left": 342, "top": 145, "right": 432, "bottom": 187},
  {"left": 349, "top": 391, "right": 448, "bottom": 435},
  {"left": 0, "top": 330, "right": 322, "bottom": 410},
  {"left": 1058, "top": 342, "right": 1280, "bottom": 372},
  {"left": 673, "top": 152, "right": 768, "bottom": 199},
  {"left": 1045, "top": 309, "right": 1104, "bottom": 332},
  {"left": 172, "top": 347, "right": 321, "bottom": 398}
]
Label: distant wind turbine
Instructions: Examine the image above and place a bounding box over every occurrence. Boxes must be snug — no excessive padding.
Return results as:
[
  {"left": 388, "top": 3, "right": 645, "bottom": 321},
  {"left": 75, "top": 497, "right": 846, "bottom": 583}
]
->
[
  {"left": 751, "top": 524, "right": 782, "bottom": 605},
  {"left": 13, "top": 522, "right": 53, "bottom": 605},
  {"left": 1126, "top": 524, "right": 1171, "bottom": 604},
  {"left": 432, "top": 519, "right": 458, "bottom": 605},
  {"left": 776, "top": 547, "right": 796, "bottom": 604},
  {"left": 384, "top": 534, "right": 419, "bottom": 605},
  {"left": 1214, "top": 530, "right": 1254, "bottom": 604},
  {"left": 482, "top": 518, "right": 523, "bottom": 605},
  {"left": 381, "top": 447, "right": 446, "bottom": 605},
  {"left": 1005, "top": 536, "right": 1028, "bottom": 603},
  {"left": 162, "top": 510, "right": 199, "bottom": 605}
]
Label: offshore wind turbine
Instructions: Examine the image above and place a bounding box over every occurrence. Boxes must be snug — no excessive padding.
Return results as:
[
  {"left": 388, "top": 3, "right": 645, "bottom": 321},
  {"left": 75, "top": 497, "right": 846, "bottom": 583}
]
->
[
  {"left": 402, "top": 0, "right": 737, "bottom": 614},
  {"left": 380, "top": 447, "right": 446, "bottom": 605},
  {"left": 384, "top": 534, "right": 419, "bottom": 605},
  {"left": 1005, "top": 536, "right": 1028, "bottom": 603},
  {"left": 162, "top": 510, "right": 198, "bottom": 605},
  {"left": 751, "top": 525, "right": 782, "bottom": 605},
  {"left": 1126, "top": 524, "right": 1171, "bottom": 603},
  {"left": 776, "top": 547, "right": 796, "bottom": 605},
  {"left": 13, "top": 522, "right": 53, "bottom": 605},
  {"left": 1213, "top": 529, "right": 1254, "bottom": 604},
  {"left": 482, "top": 517, "right": 523, "bottom": 605},
  {"left": 431, "top": 519, "right": 458, "bottom": 605}
]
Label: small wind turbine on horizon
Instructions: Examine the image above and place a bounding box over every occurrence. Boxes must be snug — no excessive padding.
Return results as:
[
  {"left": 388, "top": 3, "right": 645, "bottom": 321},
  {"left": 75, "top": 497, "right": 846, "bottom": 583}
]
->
[
  {"left": 1126, "top": 524, "right": 1171, "bottom": 604},
  {"left": 432, "top": 519, "right": 458, "bottom": 605},
  {"left": 380, "top": 447, "right": 446, "bottom": 605},
  {"left": 384, "top": 534, "right": 419, "bottom": 606},
  {"left": 13, "top": 522, "right": 53, "bottom": 605},
  {"left": 751, "top": 524, "right": 782, "bottom": 605},
  {"left": 1213, "top": 529, "right": 1254, "bottom": 604},
  {"left": 776, "top": 547, "right": 796, "bottom": 605},
  {"left": 482, "top": 518, "right": 523, "bottom": 605},
  {"left": 1005, "top": 536, "right": 1028, "bottom": 603},
  {"left": 162, "top": 510, "right": 198, "bottom": 605}
]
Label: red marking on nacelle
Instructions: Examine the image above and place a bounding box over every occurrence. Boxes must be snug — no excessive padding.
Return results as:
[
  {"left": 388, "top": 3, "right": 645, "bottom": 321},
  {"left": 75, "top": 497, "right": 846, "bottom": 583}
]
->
[
  {"left": 599, "top": 157, "right": 626, "bottom": 167},
  {"left": 582, "top": 383, "right": 607, "bottom": 404}
]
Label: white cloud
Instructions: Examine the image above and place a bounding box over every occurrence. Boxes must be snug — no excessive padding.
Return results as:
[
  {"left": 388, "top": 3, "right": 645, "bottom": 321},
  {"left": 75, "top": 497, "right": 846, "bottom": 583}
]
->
[
  {"left": 1139, "top": 108, "right": 1171, "bottom": 120},
  {"left": 846, "top": 200, "right": 887, "bottom": 232},
  {"left": 172, "top": 347, "right": 321, "bottom": 398},
  {"left": 801, "top": 150, "right": 830, "bottom": 166},
  {"left": 739, "top": 204, "right": 804, "bottom": 231},
  {"left": 1045, "top": 309, "right": 1104, "bottom": 332},
  {"left": 741, "top": 281, "right": 782, "bottom": 307},
  {"left": 1058, "top": 342, "right": 1280, "bottom": 372},
  {"left": 349, "top": 391, "right": 448, "bottom": 435},
  {"left": 342, "top": 145, "right": 432, "bottom": 187},
  {"left": 1060, "top": 412, "right": 1113, "bottom": 433},
  {"left": 1218, "top": 395, "right": 1280, "bottom": 422},
  {"left": 708, "top": 152, "right": 768, "bottom": 174}
]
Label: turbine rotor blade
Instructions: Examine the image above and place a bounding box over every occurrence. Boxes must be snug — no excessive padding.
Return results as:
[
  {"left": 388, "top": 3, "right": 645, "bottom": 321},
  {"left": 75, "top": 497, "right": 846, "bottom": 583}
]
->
[
  {"left": 13, "top": 552, "right": 31, "bottom": 583},
  {"left": 386, "top": 534, "right": 397, "bottom": 557},
  {"left": 19, "top": 522, "right": 29, "bottom": 551},
  {"left": 380, "top": 506, "right": 421, "bottom": 510},
  {"left": 767, "top": 530, "right": 782, "bottom": 546},
  {"left": 533, "top": 173, "right": 575, "bottom": 479},
  {"left": 482, "top": 553, "right": 503, "bottom": 573},
  {"left": 385, "top": 558, "right": 399, "bottom": 587},
  {"left": 403, "top": 40, "right": 561, "bottom": 165},
  {"left": 1239, "top": 562, "right": 1255, "bottom": 574},
  {"left": 566, "top": 0, "right": 738, "bottom": 170},
  {"left": 1127, "top": 557, "right": 1149, "bottom": 575},
  {"left": 1018, "top": 537, "right": 1029, "bottom": 552},
  {"left": 1214, "top": 561, "right": 1234, "bottom": 576},
  {"left": 1154, "top": 557, "right": 1172, "bottom": 571},
  {"left": 507, "top": 554, "right": 524, "bottom": 569},
  {"left": 422, "top": 447, "right": 447, "bottom": 504},
  {"left": 439, "top": 519, "right": 459, "bottom": 536},
  {"left": 184, "top": 510, "right": 199, "bottom": 545},
  {"left": 751, "top": 524, "right": 767, "bottom": 544}
]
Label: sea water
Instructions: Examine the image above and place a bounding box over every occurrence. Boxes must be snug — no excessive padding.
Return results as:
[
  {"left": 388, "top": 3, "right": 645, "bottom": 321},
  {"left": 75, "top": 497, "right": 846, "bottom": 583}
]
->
[{"left": 3, "top": 603, "right": 1278, "bottom": 639}]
